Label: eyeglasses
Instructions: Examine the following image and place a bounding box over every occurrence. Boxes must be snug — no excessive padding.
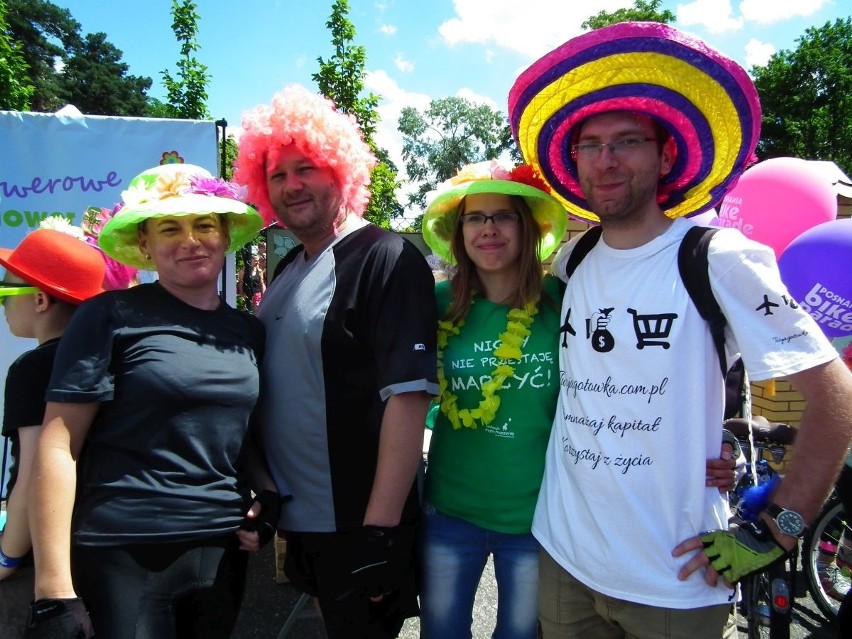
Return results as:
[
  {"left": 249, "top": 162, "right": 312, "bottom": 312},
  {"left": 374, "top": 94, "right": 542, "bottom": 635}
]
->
[
  {"left": 459, "top": 211, "right": 520, "bottom": 228},
  {"left": 571, "top": 137, "right": 656, "bottom": 159},
  {"left": 0, "top": 283, "right": 39, "bottom": 305}
]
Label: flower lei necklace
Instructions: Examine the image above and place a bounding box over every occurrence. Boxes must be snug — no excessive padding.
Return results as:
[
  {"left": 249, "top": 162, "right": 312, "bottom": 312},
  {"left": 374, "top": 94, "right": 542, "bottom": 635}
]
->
[{"left": 437, "top": 298, "right": 539, "bottom": 430}]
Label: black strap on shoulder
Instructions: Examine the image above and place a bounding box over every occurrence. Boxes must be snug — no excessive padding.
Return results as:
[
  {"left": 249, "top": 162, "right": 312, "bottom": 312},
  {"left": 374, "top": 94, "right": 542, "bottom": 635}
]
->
[
  {"left": 677, "top": 225, "right": 727, "bottom": 376},
  {"left": 563, "top": 226, "right": 603, "bottom": 280}
]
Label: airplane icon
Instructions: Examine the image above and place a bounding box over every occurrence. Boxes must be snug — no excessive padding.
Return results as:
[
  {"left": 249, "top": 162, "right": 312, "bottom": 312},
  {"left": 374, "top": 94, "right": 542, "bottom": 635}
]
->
[{"left": 755, "top": 295, "right": 779, "bottom": 316}]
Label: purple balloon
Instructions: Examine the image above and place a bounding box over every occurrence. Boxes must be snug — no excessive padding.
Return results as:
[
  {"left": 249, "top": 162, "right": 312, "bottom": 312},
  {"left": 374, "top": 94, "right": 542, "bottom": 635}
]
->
[{"left": 778, "top": 219, "right": 852, "bottom": 338}]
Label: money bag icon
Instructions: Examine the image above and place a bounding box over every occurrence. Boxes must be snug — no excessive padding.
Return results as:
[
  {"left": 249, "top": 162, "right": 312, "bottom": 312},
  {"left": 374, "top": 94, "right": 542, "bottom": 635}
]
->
[{"left": 587, "top": 308, "right": 615, "bottom": 353}]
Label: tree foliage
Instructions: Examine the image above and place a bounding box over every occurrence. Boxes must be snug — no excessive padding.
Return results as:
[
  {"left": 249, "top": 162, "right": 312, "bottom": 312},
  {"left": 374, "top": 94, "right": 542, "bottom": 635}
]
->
[
  {"left": 4, "top": 0, "right": 151, "bottom": 114},
  {"left": 398, "top": 96, "right": 514, "bottom": 210},
  {"left": 582, "top": 0, "right": 675, "bottom": 29},
  {"left": 0, "top": 0, "right": 34, "bottom": 110},
  {"left": 5, "top": 0, "right": 79, "bottom": 110},
  {"left": 160, "top": 0, "right": 210, "bottom": 119},
  {"left": 752, "top": 17, "right": 852, "bottom": 175},
  {"left": 61, "top": 31, "right": 151, "bottom": 115},
  {"left": 312, "top": 0, "right": 401, "bottom": 228}
]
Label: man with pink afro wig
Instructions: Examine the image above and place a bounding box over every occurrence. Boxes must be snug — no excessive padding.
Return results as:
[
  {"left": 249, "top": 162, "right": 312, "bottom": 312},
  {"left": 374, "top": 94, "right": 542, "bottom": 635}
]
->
[
  {"left": 235, "top": 85, "right": 438, "bottom": 638},
  {"left": 234, "top": 84, "right": 376, "bottom": 227}
]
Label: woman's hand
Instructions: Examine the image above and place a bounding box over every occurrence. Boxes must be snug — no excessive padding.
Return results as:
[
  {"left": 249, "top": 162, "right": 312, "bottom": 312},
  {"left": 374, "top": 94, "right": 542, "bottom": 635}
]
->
[{"left": 237, "top": 491, "right": 280, "bottom": 552}]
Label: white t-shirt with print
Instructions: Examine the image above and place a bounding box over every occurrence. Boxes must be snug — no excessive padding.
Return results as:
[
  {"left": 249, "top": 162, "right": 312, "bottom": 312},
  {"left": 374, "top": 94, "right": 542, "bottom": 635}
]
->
[{"left": 533, "top": 218, "right": 837, "bottom": 608}]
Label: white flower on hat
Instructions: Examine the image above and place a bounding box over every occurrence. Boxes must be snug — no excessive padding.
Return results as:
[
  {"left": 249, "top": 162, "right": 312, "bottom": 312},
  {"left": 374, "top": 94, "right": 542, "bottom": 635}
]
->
[{"left": 40, "top": 215, "right": 85, "bottom": 240}]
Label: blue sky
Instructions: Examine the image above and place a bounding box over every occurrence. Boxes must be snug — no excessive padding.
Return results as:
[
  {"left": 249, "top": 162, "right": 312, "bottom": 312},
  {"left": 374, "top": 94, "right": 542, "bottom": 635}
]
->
[{"left": 54, "top": 0, "right": 848, "bottom": 213}]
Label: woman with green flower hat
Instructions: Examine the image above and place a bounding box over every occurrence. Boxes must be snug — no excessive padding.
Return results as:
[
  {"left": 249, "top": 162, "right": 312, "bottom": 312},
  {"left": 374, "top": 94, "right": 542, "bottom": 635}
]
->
[
  {"left": 27, "top": 164, "right": 279, "bottom": 639},
  {"left": 419, "top": 160, "right": 567, "bottom": 639}
]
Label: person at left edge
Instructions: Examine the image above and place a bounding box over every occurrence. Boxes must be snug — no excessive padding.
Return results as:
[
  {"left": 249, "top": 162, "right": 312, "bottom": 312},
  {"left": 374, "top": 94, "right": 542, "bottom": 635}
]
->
[
  {"left": 0, "top": 229, "right": 106, "bottom": 639},
  {"left": 26, "top": 164, "right": 280, "bottom": 639}
]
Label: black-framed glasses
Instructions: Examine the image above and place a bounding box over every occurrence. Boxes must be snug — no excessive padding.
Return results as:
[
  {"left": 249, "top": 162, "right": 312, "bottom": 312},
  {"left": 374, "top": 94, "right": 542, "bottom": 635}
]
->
[
  {"left": 459, "top": 211, "right": 520, "bottom": 228},
  {"left": 571, "top": 137, "right": 656, "bottom": 159}
]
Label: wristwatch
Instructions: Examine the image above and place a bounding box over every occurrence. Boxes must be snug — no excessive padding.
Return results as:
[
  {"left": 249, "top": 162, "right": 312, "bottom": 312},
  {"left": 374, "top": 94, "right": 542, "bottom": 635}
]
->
[{"left": 765, "top": 503, "right": 807, "bottom": 538}]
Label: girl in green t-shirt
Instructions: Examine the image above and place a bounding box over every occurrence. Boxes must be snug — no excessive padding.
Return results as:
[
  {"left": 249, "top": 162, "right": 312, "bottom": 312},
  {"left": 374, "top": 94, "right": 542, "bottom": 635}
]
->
[{"left": 419, "top": 161, "right": 567, "bottom": 639}]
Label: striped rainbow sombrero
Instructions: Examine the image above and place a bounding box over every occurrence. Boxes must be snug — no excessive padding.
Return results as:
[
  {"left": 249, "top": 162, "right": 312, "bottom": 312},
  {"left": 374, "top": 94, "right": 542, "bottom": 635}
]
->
[{"left": 509, "top": 22, "right": 761, "bottom": 223}]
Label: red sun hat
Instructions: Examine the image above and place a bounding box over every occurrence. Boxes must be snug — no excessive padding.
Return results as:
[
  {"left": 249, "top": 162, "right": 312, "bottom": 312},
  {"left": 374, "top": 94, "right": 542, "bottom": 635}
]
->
[{"left": 0, "top": 229, "right": 106, "bottom": 305}]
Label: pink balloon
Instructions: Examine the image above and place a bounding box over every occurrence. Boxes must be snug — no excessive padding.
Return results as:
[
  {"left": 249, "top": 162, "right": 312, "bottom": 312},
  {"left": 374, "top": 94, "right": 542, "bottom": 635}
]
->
[
  {"left": 778, "top": 219, "right": 852, "bottom": 338},
  {"left": 717, "top": 158, "right": 837, "bottom": 258}
]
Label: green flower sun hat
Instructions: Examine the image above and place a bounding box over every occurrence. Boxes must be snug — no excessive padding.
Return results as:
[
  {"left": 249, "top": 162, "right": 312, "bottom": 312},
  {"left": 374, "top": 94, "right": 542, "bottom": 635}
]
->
[
  {"left": 99, "top": 163, "right": 263, "bottom": 270},
  {"left": 422, "top": 161, "right": 568, "bottom": 265}
]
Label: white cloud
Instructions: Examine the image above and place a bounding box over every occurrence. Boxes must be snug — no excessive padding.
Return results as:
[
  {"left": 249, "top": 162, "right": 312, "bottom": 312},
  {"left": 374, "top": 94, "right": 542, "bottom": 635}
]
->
[
  {"left": 365, "top": 70, "right": 433, "bottom": 218},
  {"left": 365, "top": 71, "right": 505, "bottom": 218},
  {"left": 394, "top": 54, "right": 414, "bottom": 73},
  {"left": 365, "top": 70, "right": 430, "bottom": 171},
  {"left": 456, "top": 87, "right": 499, "bottom": 110},
  {"left": 676, "top": 0, "right": 743, "bottom": 33},
  {"left": 744, "top": 38, "right": 776, "bottom": 67},
  {"left": 380, "top": 24, "right": 397, "bottom": 35},
  {"left": 438, "top": 0, "right": 629, "bottom": 59},
  {"left": 739, "top": 0, "right": 829, "bottom": 25}
]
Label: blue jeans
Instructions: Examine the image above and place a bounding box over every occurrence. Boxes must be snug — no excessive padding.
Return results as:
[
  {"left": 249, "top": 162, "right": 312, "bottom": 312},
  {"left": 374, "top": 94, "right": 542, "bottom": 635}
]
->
[{"left": 419, "top": 504, "right": 540, "bottom": 639}]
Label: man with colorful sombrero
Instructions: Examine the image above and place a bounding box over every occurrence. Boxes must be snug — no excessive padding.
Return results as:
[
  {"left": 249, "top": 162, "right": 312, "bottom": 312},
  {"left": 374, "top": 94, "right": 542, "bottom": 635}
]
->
[{"left": 509, "top": 22, "right": 852, "bottom": 637}]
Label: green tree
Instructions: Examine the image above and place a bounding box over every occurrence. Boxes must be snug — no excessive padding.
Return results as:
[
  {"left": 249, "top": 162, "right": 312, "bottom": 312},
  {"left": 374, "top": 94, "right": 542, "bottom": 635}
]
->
[
  {"left": 0, "top": 0, "right": 34, "bottom": 110},
  {"left": 221, "top": 132, "right": 238, "bottom": 180},
  {"left": 582, "top": 0, "right": 675, "bottom": 29},
  {"left": 145, "top": 96, "right": 172, "bottom": 118},
  {"left": 398, "top": 96, "right": 514, "bottom": 210},
  {"left": 5, "top": 0, "right": 152, "bottom": 114},
  {"left": 312, "top": 0, "right": 401, "bottom": 228},
  {"left": 5, "top": 0, "right": 80, "bottom": 111},
  {"left": 59, "top": 32, "right": 151, "bottom": 115},
  {"left": 752, "top": 18, "right": 852, "bottom": 175},
  {"left": 161, "top": 0, "right": 210, "bottom": 119}
]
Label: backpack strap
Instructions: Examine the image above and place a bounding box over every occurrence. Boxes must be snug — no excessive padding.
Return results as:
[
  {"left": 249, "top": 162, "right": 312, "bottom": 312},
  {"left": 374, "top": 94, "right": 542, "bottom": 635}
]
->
[
  {"left": 677, "top": 225, "right": 727, "bottom": 376},
  {"left": 563, "top": 225, "right": 603, "bottom": 280}
]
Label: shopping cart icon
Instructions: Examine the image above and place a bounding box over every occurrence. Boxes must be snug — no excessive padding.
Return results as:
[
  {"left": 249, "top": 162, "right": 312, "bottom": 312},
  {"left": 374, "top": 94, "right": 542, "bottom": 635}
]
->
[{"left": 627, "top": 308, "right": 678, "bottom": 349}]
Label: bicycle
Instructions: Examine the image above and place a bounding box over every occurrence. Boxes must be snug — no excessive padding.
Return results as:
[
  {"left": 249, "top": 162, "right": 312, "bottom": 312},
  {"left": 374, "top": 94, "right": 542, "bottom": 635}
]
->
[
  {"left": 802, "top": 490, "right": 850, "bottom": 621},
  {"left": 725, "top": 416, "right": 798, "bottom": 639}
]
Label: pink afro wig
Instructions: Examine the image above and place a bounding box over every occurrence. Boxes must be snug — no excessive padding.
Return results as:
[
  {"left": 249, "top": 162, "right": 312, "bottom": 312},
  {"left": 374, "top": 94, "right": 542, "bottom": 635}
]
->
[{"left": 234, "top": 85, "right": 377, "bottom": 226}]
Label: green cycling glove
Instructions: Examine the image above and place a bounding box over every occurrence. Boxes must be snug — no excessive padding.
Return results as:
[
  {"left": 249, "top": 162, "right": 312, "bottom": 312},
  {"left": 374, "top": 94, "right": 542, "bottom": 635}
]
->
[{"left": 700, "top": 520, "right": 789, "bottom": 583}]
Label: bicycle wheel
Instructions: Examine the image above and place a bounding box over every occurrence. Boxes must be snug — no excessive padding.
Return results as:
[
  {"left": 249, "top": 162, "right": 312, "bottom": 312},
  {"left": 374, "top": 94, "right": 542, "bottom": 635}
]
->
[
  {"left": 743, "top": 559, "right": 792, "bottom": 639},
  {"left": 803, "top": 498, "right": 850, "bottom": 620}
]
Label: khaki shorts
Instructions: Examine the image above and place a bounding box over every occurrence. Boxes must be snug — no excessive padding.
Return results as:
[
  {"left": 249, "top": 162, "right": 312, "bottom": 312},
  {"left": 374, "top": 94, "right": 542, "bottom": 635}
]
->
[{"left": 538, "top": 548, "right": 737, "bottom": 639}]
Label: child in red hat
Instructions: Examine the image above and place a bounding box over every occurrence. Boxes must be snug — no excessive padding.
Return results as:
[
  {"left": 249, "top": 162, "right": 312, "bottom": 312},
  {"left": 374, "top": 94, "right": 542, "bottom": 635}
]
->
[{"left": 0, "top": 229, "right": 105, "bottom": 638}]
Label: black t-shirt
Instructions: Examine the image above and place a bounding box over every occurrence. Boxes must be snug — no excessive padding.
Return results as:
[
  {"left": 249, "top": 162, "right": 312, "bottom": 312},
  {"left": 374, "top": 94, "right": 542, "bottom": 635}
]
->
[
  {"left": 47, "top": 283, "right": 265, "bottom": 546},
  {"left": 2, "top": 338, "right": 60, "bottom": 493}
]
